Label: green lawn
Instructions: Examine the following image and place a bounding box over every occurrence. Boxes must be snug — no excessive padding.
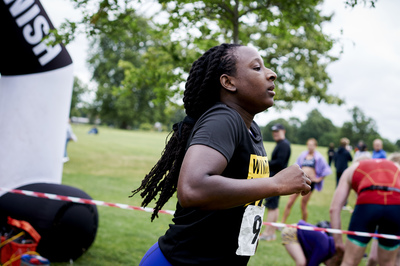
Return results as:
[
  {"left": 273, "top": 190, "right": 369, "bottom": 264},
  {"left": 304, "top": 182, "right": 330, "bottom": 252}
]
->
[{"left": 54, "top": 124, "right": 370, "bottom": 265}]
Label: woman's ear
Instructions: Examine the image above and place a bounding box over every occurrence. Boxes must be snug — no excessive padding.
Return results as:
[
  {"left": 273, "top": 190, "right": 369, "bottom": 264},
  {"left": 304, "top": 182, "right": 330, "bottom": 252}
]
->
[{"left": 220, "top": 74, "right": 237, "bottom": 92}]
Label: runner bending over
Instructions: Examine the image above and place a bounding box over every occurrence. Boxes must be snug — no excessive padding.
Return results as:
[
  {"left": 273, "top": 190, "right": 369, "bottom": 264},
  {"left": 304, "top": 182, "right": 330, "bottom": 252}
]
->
[{"left": 330, "top": 154, "right": 400, "bottom": 266}]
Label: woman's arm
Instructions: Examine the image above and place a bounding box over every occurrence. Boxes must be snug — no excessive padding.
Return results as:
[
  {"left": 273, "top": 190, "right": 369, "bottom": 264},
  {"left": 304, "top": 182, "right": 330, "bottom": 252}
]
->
[
  {"left": 329, "top": 163, "right": 357, "bottom": 255},
  {"left": 315, "top": 152, "right": 332, "bottom": 179},
  {"left": 177, "top": 144, "right": 311, "bottom": 210}
]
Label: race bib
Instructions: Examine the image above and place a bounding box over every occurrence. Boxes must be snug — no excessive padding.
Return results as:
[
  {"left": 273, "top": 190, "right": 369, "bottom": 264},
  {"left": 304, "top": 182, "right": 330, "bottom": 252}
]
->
[{"left": 236, "top": 205, "right": 265, "bottom": 256}]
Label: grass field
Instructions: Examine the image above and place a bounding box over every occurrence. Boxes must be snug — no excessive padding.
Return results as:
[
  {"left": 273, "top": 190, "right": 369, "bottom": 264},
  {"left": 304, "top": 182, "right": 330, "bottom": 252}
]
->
[{"left": 54, "top": 124, "right": 370, "bottom": 265}]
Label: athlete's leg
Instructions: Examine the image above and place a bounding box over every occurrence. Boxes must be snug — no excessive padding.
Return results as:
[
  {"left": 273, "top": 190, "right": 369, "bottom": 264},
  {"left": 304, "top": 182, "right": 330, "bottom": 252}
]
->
[
  {"left": 261, "top": 208, "right": 279, "bottom": 239},
  {"left": 377, "top": 245, "right": 399, "bottom": 266},
  {"left": 395, "top": 247, "right": 400, "bottom": 266},
  {"left": 366, "top": 239, "right": 378, "bottom": 266},
  {"left": 281, "top": 227, "right": 306, "bottom": 266},
  {"left": 376, "top": 205, "right": 400, "bottom": 266},
  {"left": 284, "top": 243, "right": 306, "bottom": 266},
  {"left": 300, "top": 191, "right": 312, "bottom": 222},
  {"left": 282, "top": 193, "right": 299, "bottom": 223},
  {"left": 342, "top": 240, "right": 367, "bottom": 266},
  {"left": 261, "top": 196, "right": 280, "bottom": 239}
]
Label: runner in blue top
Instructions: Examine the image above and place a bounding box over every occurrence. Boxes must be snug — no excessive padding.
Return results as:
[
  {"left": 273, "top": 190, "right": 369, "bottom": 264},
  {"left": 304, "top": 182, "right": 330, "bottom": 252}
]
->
[
  {"left": 132, "top": 44, "right": 312, "bottom": 265},
  {"left": 372, "top": 138, "right": 387, "bottom": 159}
]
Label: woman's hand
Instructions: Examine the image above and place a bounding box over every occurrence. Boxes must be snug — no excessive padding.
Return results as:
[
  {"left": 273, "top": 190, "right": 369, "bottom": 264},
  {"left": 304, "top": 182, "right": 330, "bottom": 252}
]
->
[
  {"left": 334, "top": 242, "right": 345, "bottom": 260},
  {"left": 311, "top": 176, "right": 322, "bottom": 183},
  {"left": 302, "top": 167, "right": 317, "bottom": 182},
  {"left": 271, "top": 164, "right": 312, "bottom": 196}
]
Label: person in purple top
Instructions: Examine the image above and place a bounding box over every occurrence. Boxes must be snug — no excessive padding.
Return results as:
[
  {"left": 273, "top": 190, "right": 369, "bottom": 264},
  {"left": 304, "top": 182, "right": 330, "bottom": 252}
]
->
[
  {"left": 282, "top": 138, "right": 331, "bottom": 223},
  {"left": 282, "top": 220, "right": 342, "bottom": 266}
]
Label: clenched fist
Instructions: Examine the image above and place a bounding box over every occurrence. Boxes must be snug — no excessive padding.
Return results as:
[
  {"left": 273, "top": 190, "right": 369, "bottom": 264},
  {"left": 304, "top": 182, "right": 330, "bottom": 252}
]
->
[{"left": 270, "top": 164, "right": 312, "bottom": 196}]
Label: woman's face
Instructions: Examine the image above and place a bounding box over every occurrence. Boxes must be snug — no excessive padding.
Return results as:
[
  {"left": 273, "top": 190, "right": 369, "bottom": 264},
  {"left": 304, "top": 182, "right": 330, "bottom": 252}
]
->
[
  {"left": 307, "top": 140, "right": 317, "bottom": 152},
  {"left": 229, "top": 46, "right": 277, "bottom": 115}
]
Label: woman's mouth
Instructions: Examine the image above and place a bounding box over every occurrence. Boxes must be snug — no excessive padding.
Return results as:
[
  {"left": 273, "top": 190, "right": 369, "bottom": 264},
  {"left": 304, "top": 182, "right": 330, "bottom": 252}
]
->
[{"left": 267, "top": 85, "right": 275, "bottom": 96}]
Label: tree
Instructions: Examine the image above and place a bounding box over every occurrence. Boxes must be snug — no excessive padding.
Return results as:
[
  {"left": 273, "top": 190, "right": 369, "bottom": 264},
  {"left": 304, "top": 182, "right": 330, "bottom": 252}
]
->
[
  {"left": 381, "top": 139, "right": 397, "bottom": 153},
  {"left": 396, "top": 140, "right": 400, "bottom": 151},
  {"left": 70, "top": 76, "right": 90, "bottom": 118},
  {"left": 261, "top": 106, "right": 398, "bottom": 151},
  {"left": 88, "top": 9, "right": 184, "bottom": 128},
  {"left": 286, "top": 117, "right": 302, "bottom": 144},
  {"left": 53, "top": 0, "right": 378, "bottom": 45},
  {"left": 339, "top": 121, "right": 354, "bottom": 144},
  {"left": 262, "top": 117, "right": 301, "bottom": 144},
  {"left": 47, "top": 0, "right": 386, "bottom": 128},
  {"left": 342, "top": 107, "right": 380, "bottom": 147},
  {"left": 297, "top": 109, "right": 337, "bottom": 146},
  {"left": 344, "top": 0, "right": 378, "bottom": 8},
  {"left": 159, "top": 0, "right": 344, "bottom": 108},
  {"left": 336, "top": 107, "right": 400, "bottom": 152},
  {"left": 53, "top": 0, "right": 348, "bottom": 111},
  {"left": 262, "top": 118, "right": 290, "bottom": 142}
]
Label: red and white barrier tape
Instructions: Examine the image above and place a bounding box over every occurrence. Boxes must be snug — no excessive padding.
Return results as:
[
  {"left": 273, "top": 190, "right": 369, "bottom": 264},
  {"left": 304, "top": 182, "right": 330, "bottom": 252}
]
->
[
  {"left": 263, "top": 222, "right": 400, "bottom": 240},
  {"left": 1, "top": 187, "right": 400, "bottom": 240},
  {"left": 0, "top": 187, "right": 175, "bottom": 215}
]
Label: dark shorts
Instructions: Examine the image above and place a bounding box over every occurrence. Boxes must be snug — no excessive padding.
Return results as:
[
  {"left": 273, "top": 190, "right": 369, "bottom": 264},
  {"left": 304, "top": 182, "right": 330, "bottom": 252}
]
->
[
  {"left": 264, "top": 195, "right": 280, "bottom": 209},
  {"left": 348, "top": 204, "right": 400, "bottom": 249},
  {"left": 336, "top": 172, "right": 344, "bottom": 186},
  {"left": 310, "top": 182, "right": 315, "bottom": 192}
]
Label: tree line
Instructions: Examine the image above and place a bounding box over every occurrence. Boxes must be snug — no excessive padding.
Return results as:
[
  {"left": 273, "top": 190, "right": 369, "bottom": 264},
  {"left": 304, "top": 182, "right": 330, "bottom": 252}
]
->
[
  {"left": 65, "top": 0, "right": 394, "bottom": 149},
  {"left": 69, "top": 0, "right": 345, "bottom": 128},
  {"left": 261, "top": 107, "right": 400, "bottom": 152}
]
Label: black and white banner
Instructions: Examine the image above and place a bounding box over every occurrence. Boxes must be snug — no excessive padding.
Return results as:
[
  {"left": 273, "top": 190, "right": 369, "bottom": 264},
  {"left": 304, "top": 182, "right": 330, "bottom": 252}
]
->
[{"left": 0, "top": 0, "right": 74, "bottom": 192}]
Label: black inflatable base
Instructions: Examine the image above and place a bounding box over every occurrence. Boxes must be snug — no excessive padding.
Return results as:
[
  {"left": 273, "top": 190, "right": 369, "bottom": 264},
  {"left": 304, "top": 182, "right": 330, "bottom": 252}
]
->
[{"left": 0, "top": 183, "right": 98, "bottom": 262}]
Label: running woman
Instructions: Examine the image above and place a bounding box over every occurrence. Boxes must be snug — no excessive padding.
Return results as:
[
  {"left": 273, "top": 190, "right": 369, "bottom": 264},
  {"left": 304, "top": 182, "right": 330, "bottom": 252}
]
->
[{"left": 132, "top": 44, "right": 311, "bottom": 265}]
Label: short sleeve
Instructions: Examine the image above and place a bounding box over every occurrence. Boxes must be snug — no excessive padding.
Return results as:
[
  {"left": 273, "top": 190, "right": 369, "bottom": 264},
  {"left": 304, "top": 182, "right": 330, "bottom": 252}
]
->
[{"left": 188, "top": 106, "right": 243, "bottom": 162}]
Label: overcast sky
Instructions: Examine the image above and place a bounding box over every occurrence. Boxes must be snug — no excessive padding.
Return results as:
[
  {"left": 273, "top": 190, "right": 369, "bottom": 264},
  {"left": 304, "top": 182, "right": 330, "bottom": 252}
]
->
[
  {"left": 41, "top": 0, "right": 400, "bottom": 143},
  {"left": 257, "top": 0, "right": 400, "bottom": 143}
]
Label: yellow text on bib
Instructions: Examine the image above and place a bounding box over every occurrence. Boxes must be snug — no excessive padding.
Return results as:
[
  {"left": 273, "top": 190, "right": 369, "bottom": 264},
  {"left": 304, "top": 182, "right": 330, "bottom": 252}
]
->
[{"left": 247, "top": 154, "right": 269, "bottom": 206}]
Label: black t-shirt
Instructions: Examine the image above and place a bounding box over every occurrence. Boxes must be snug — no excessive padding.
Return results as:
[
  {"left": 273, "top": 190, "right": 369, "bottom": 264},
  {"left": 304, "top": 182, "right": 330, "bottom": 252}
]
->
[
  {"left": 334, "top": 147, "right": 353, "bottom": 173},
  {"left": 269, "top": 138, "right": 291, "bottom": 177},
  {"left": 158, "top": 103, "right": 269, "bottom": 265}
]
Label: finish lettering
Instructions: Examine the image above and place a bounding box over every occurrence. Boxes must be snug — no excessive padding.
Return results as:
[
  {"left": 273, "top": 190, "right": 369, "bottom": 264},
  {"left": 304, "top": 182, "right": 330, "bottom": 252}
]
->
[{"left": 5, "top": 0, "right": 62, "bottom": 66}]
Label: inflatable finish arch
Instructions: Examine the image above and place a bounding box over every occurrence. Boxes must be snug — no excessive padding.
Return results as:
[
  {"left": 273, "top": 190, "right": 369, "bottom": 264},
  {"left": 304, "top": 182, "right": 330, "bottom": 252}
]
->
[
  {"left": 0, "top": 0, "right": 72, "bottom": 188},
  {"left": 0, "top": 0, "right": 98, "bottom": 262}
]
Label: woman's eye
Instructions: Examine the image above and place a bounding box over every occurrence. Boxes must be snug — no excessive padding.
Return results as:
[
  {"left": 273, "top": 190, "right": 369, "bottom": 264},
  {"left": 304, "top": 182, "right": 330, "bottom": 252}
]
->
[{"left": 253, "top": 67, "right": 261, "bottom": 71}]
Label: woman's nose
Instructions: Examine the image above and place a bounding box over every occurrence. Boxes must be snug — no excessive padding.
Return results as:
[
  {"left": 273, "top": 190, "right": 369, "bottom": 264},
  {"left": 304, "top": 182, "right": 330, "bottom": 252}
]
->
[{"left": 265, "top": 69, "right": 277, "bottom": 81}]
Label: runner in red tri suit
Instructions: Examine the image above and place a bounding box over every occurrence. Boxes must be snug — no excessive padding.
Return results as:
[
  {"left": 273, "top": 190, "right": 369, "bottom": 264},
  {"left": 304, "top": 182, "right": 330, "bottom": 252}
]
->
[
  {"left": 330, "top": 153, "right": 400, "bottom": 266},
  {"left": 352, "top": 159, "right": 400, "bottom": 206}
]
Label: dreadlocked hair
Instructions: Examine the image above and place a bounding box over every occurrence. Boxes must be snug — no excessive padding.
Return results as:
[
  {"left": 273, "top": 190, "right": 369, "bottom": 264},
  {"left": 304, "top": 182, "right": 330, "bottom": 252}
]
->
[{"left": 131, "top": 43, "right": 242, "bottom": 221}]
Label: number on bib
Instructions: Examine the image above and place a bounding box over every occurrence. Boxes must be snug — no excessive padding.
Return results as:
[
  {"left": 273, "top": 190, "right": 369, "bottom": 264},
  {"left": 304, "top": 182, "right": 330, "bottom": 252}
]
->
[{"left": 236, "top": 205, "right": 265, "bottom": 256}]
